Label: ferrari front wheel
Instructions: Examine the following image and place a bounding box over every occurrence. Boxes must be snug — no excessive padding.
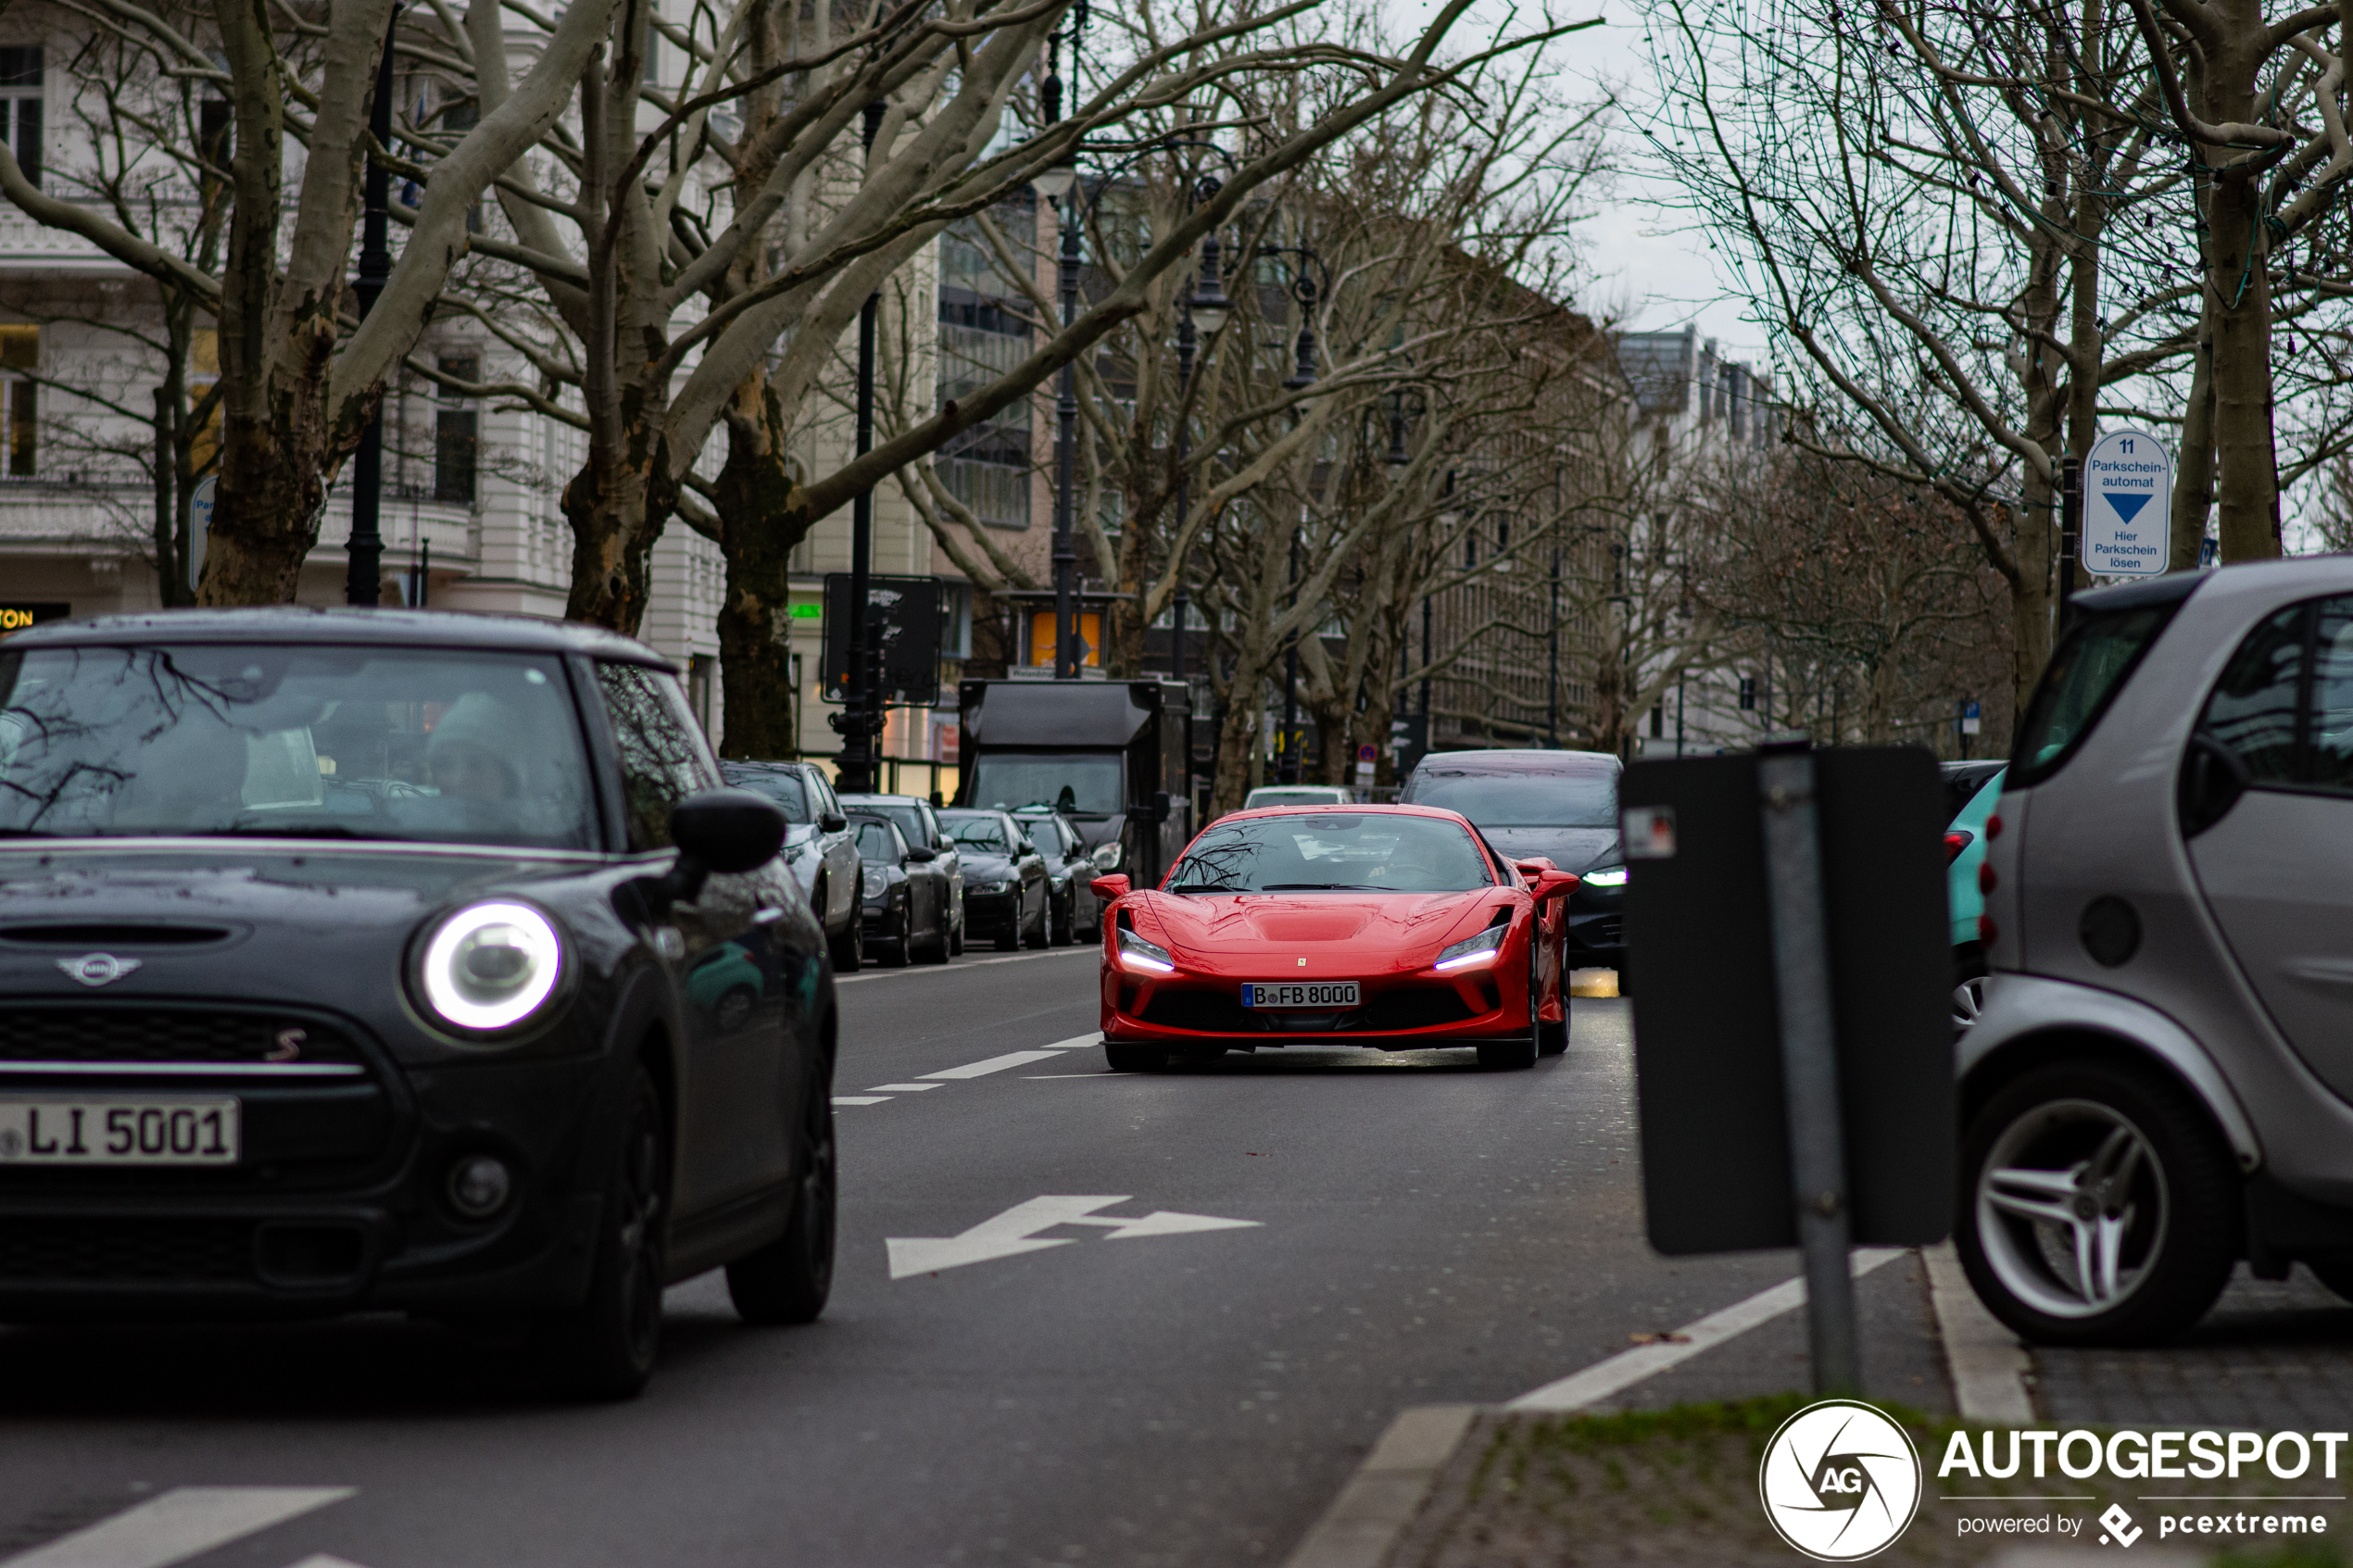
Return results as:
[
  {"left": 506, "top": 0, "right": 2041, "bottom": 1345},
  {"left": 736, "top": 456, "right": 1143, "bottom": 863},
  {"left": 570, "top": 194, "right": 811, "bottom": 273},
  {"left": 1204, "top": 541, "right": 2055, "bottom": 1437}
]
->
[
  {"left": 1478, "top": 972, "right": 1541, "bottom": 1071},
  {"left": 1104, "top": 1041, "right": 1168, "bottom": 1073}
]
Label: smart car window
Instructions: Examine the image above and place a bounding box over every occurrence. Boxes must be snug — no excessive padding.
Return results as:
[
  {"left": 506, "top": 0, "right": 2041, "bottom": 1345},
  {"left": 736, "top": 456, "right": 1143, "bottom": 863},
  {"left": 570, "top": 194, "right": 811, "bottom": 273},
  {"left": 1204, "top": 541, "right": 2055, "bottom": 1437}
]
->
[
  {"left": 0, "top": 645, "right": 594, "bottom": 847},
  {"left": 2201, "top": 606, "right": 2304, "bottom": 786},
  {"left": 968, "top": 753, "right": 1122, "bottom": 815},
  {"left": 2011, "top": 597, "right": 2185, "bottom": 787},
  {"left": 1404, "top": 771, "right": 1617, "bottom": 828},
  {"left": 2309, "top": 603, "right": 2353, "bottom": 792},
  {"left": 597, "top": 662, "right": 722, "bottom": 852},
  {"left": 1165, "top": 814, "right": 1493, "bottom": 893}
]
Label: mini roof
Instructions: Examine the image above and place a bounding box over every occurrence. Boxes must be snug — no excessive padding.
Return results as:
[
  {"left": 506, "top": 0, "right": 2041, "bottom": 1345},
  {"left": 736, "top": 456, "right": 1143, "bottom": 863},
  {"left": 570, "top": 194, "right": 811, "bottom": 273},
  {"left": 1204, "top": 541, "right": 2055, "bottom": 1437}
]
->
[{"left": 6, "top": 607, "right": 672, "bottom": 668}]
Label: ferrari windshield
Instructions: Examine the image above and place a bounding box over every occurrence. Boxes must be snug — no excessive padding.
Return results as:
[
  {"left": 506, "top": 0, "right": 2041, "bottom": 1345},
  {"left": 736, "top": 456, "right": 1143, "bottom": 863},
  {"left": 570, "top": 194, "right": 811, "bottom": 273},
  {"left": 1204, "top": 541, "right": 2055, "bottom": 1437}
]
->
[
  {"left": 0, "top": 644, "right": 596, "bottom": 848},
  {"left": 1167, "top": 813, "right": 1495, "bottom": 894}
]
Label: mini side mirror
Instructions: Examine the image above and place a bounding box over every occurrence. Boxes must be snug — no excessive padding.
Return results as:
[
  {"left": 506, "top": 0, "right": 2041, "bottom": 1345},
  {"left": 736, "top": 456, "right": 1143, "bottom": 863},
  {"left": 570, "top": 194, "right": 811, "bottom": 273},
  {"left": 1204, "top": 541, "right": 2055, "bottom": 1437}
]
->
[
  {"left": 2179, "top": 730, "right": 2250, "bottom": 836},
  {"left": 1091, "top": 874, "right": 1131, "bottom": 902},
  {"left": 904, "top": 845, "right": 937, "bottom": 862},
  {"left": 674, "top": 789, "right": 789, "bottom": 873},
  {"left": 818, "top": 811, "right": 849, "bottom": 834}
]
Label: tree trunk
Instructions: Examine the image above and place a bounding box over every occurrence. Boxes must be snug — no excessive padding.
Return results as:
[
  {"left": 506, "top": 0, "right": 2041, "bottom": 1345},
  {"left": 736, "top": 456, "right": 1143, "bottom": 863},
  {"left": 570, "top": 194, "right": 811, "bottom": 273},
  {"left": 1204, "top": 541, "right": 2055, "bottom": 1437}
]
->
[
  {"left": 561, "top": 434, "right": 676, "bottom": 633},
  {"left": 715, "top": 380, "right": 803, "bottom": 759},
  {"left": 2171, "top": 318, "right": 2217, "bottom": 571},
  {"left": 1209, "top": 694, "right": 1260, "bottom": 819}
]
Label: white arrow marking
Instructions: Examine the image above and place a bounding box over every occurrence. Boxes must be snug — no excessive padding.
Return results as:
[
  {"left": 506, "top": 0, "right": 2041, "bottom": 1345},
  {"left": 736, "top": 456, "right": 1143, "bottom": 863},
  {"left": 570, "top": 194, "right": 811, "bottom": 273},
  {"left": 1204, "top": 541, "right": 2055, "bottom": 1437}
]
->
[
  {"left": 1065, "top": 1210, "right": 1265, "bottom": 1241},
  {"left": 0, "top": 1487, "right": 354, "bottom": 1568},
  {"left": 887, "top": 1196, "right": 1260, "bottom": 1279}
]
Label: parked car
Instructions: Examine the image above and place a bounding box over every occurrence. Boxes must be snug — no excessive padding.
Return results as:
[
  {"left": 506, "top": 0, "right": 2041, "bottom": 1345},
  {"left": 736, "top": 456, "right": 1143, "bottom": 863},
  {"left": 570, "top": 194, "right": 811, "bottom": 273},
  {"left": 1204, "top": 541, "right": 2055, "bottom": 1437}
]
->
[
  {"left": 848, "top": 813, "right": 952, "bottom": 966},
  {"left": 1243, "top": 784, "right": 1355, "bottom": 809},
  {"left": 1942, "top": 758, "right": 2007, "bottom": 821},
  {"left": 720, "top": 760, "right": 864, "bottom": 972},
  {"left": 1968, "top": 562, "right": 2353, "bottom": 1345},
  {"left": 1092, "top": 805, "right": 1578, "bottom": 1072},
  {"left": 1944, "top": 763, "right": 2007, "bottom": 1030},
  {"left": 1398, "top": 748, "right": 1624, "bottom": 976},
  {"left": 937, "top": 808, "right": 1050, "bottom": 950},
  {"left": 0, "top": 608, "right": 837, "bottom": 1399},
  {"left": 839, "top": 792, "right": 965, "bottom": 955},
  {"left": 1013, "top": 807, "right": 1105, "bottom": 945}
]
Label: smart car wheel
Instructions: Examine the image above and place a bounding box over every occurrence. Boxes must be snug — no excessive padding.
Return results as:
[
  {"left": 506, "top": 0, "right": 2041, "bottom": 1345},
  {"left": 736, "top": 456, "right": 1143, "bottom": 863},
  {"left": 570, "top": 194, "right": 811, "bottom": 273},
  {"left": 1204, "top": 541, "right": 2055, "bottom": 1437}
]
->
[
  {"left": 1953, "top": 960, "right": 1989, "bottom": 1034},
  {"left": 1959, "top": 1061, "right": 2238, "bottom": 1345},
  {"left": 727, "top": 1048, "right": 837, "bottom": 1325},
  {"left": 1104, "top": 1042, "right": 1168, "bottom": 1073},
  {"left": 543, "top": 1066, "right": 668, "bottom": 1399}
]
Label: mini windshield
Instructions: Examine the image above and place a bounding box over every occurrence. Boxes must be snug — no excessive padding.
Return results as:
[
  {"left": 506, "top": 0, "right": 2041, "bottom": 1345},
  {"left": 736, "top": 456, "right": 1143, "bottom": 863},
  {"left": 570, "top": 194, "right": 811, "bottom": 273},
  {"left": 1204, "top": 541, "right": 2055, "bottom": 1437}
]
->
[
  {"left": 1407, "top": 771, "right": 1616, "bottom": 829},
  {"left": 969, "top": 753, "right": 1121, "bottom": 816},
  {"left": 727, "top": 770, "right": 812, "bottom": 823},
  {"left": 1167, "top": 813, "right": 1494, "bottom": 894},
  {"left": 0, "top": 644, "right": 595, "bottom": 847},
  {"left": 941, "top": 813, "right": 1012, "bottom": 850}
]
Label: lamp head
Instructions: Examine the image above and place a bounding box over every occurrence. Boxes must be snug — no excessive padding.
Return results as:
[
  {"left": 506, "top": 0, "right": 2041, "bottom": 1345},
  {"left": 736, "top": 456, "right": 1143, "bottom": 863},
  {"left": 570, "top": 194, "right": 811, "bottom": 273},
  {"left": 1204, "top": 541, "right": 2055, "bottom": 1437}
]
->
[
  {"left": 1034, "top": 160, "right": 1078, "bottom": 201},
  {"left": 1189, "top": 276, "right": 1231, "bottom": 337}
]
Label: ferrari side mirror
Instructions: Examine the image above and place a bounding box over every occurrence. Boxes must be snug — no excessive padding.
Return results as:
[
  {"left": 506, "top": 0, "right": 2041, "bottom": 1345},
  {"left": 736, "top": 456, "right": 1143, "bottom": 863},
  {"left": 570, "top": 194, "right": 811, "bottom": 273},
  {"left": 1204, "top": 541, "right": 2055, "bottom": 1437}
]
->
[{"left": 1091, "top": 874, "right": 1132, "bottom": 902}]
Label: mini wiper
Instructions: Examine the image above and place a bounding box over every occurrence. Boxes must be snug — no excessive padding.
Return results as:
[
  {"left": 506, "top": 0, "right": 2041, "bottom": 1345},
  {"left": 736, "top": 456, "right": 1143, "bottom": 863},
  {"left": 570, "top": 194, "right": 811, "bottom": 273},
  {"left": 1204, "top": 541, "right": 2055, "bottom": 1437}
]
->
[
  {"left": 0, "top": 827, "right": 58, "bottom": 838},
  {"left": 195, "top": 824, "right": 380, "bottom": 840}
]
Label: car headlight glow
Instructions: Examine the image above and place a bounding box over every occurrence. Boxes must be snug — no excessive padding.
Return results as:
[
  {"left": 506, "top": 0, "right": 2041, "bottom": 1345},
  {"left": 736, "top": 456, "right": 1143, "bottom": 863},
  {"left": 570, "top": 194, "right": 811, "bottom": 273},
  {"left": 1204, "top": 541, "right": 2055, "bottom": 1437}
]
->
[
  {"left": 418, "top": 901, "right": 564, "bottom": 1034},
  {"left": 1581, "top": 866, "right": 1628, "bottom": 887},
  {"left": 1434, "top": 925, "right": 1506, "bottom": 971},
  {"left": 1117, "top": 927, "right": 1176, "bottom": 973},
  {"left": 862, "top": 867, "right": 889, "bottom": 897}
]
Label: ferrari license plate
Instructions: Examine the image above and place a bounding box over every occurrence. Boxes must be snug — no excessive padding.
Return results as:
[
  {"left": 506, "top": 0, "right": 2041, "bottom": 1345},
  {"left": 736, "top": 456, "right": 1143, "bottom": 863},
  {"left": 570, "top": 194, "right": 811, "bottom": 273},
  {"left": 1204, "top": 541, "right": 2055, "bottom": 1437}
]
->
[
  {"left": 1241, "top": 981, "right": 1360, "bottom": 1010},
  {"left": 0, "top": 1096, "right": 240, "bottom": 1166}
]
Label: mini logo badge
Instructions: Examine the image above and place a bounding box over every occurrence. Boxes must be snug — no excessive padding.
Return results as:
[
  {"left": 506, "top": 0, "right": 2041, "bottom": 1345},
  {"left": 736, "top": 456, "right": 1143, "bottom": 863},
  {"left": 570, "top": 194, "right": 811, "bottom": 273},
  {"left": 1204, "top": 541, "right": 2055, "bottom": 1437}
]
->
[
  {"left": 2099, "top": 1503, "right": 2143, "bottom": 1547},
  {"left": 1758, "top": 1399, "right": 1922, "bottom": 1561},
  {"left": 56, "top": 952, "right": 142, "bottom": 988}
]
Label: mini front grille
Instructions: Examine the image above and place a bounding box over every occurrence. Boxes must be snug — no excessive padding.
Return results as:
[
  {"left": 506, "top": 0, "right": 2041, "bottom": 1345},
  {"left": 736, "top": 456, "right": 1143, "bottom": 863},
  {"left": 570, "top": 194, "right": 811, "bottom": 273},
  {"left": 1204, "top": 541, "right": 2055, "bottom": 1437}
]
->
[
  {"left": 0, "top": 1215, "right": 253, "bottom": 1282},
  {"left": 0, "top": 1009, "right": 365, "bottom": 1069}
]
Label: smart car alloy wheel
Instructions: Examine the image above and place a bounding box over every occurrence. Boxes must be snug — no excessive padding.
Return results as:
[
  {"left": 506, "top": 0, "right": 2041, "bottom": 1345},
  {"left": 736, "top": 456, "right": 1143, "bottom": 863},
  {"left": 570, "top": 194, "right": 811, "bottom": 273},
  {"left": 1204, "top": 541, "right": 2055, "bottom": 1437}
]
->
[{"left": 1959, "top": 1063, "right": 2237, "bottom": 1344}]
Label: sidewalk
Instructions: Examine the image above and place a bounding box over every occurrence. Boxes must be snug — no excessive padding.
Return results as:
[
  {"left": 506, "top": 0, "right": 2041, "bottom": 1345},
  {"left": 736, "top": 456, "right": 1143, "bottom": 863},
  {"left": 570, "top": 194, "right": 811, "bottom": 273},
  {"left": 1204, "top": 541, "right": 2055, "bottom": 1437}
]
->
[{"left": 1282, "top": 1252, "right": 2353, "bottom": 1568}]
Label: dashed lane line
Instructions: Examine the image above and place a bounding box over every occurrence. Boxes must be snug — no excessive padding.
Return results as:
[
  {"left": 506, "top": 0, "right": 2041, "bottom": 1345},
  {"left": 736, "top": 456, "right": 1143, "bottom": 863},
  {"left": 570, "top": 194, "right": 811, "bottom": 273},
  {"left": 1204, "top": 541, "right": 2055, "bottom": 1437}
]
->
[
  {"left": 836, "top": 1035, "right": 1104, "bottom": 1108},
  {"left": 834, "top": 947, "right": 1096, "bottom": 985},
  {"left": 0, "top": 1487, "right": 355, "bottom": 1568},
  {"left": 922, "top": 1050, "right": 1068, "bottom": 1080},
  {"left": 1503, "top": 1248, "right": 1906, "bottom": 1411}
]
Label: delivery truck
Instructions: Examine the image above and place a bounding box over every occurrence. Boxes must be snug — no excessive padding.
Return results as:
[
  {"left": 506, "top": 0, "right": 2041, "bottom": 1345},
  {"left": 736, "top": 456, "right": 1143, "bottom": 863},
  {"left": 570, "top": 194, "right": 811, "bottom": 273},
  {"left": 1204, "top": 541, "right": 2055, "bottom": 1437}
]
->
[{"left": 955, "top": 677, "right": 1193, "bottom": 889}]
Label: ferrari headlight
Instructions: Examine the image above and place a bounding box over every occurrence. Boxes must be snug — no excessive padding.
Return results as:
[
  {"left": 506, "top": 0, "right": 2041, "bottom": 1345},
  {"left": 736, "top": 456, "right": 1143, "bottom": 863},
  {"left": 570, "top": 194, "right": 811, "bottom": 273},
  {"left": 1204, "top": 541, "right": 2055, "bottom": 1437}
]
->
[
  {"left": 1434, "top": 925, "right": 1506, "bottom": 971},
  {"left": 1582, "top": 865, "right": 1628, "bottom": 887},
  {"left": 418, "top": 900, "right": 564, "bottom": 1034},
  {"left": 1117, "top": 927, "right": 1176, "bottom": 973}
]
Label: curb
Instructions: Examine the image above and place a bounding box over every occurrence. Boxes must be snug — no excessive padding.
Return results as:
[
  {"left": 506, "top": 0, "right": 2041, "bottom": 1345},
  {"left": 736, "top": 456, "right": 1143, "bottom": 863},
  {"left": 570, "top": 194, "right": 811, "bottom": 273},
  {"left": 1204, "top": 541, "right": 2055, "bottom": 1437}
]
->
[
  {"left": 1279, "top": 1404, "right": 1478, "bottom": 1568},
  {"left": 1922, "top": 1240, "right": 2038, "bottom": 1421}
]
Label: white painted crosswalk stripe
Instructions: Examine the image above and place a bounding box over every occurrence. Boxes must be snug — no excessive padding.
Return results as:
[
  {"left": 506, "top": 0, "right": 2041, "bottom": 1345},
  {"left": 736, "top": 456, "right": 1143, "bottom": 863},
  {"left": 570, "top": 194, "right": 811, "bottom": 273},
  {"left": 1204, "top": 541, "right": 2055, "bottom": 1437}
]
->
[{"left": 0, "top": 1486, "right": 353, "bottom": 1568}]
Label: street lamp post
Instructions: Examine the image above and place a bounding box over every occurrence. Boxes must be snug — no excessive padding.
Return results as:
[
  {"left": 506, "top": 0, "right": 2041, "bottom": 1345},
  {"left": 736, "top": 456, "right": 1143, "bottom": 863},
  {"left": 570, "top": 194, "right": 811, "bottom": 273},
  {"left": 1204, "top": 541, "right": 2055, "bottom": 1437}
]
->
[
  {"left": 1051, "top": 185, "right": 1083, "bottom": 678},
  {"left": 832, "top": 101, "right": 887, "bottom": 790},
  {"left": 346, "top": 11, "right": 400, "bottom": 608},
  {"left": 1167, "top": 189, "right": 1230, "bottom": 690}
]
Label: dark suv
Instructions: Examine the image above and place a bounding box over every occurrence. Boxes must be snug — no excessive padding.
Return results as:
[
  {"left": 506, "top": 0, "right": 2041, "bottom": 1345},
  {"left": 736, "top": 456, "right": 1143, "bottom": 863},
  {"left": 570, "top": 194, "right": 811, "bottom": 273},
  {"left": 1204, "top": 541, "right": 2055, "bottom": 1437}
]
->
[{"left": 0, "top": 609, "right": 837, "bottom": 1397}]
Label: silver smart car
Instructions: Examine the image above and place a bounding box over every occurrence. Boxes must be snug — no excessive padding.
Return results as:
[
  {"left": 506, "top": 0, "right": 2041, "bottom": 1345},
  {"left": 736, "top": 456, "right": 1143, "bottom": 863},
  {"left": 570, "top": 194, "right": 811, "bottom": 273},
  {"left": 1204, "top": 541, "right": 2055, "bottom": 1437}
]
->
[{"left": 1966, "top": 560, "right": 2353, "bottom": 1343}]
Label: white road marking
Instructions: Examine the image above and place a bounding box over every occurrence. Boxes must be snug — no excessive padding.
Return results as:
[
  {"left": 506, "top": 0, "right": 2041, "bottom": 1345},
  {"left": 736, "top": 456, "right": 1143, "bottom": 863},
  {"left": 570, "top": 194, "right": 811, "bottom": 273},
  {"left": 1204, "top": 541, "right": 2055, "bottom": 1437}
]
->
[
  {"left": 866, "top": 1083, "right": 941, "bottom": 1091},
  {"left": 921, "top": 1050, "right": 1064, "bottom": 1080},
  {"left": 1038, "top": 1033, "right": 1102, "bottom": 1050},
  {"left": 831, "top": 1096, "right": 891, "bottom": 1106},
  {"left": 1504, "top": 1248, "right": 1906, "bottom": 1411},
  {"left": 834, "top": 947, "right": 1095, "bottom": 985},
  {"left": 887, "top": 1195, "right": 1260, "bottom": 1279},
  {"left": 0, "top": 1487, "right": 354, "bottom": 1568}
]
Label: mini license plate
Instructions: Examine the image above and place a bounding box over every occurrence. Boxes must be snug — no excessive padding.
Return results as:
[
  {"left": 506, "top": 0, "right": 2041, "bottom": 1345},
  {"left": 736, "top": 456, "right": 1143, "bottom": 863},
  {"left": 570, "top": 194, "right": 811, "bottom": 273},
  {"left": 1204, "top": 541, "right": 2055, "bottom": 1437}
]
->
[
  {"left": 0, "top": 1096, "right": 240, "bottom": 1166},
  {"left": 1240, "top": 982, "right": 1360, "bottom": 1010}
]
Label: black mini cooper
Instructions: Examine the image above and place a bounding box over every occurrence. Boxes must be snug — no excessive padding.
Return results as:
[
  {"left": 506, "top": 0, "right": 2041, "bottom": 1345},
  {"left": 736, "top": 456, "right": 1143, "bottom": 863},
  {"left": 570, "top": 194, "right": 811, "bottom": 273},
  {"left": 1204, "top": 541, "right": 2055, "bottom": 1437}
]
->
[{"left": 0, "top": 608, "right": 836, "bottom": 1397}]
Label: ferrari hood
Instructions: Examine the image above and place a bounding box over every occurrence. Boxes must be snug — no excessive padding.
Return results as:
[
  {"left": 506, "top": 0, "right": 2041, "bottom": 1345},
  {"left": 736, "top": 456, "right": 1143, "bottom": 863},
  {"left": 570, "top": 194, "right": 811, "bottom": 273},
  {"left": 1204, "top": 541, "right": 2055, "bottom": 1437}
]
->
[{"left": 1131, "top": 889, "right": 1503, "bottom": 961}]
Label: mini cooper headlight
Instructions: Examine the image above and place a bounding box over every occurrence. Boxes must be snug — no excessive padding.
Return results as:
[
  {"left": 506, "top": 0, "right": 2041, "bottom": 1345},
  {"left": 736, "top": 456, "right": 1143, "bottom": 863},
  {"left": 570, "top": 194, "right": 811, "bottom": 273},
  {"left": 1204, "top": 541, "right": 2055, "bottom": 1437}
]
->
[
  {"left": 1117, "top": 927, "right": 1176, "bottom": 973},
  {"left": 1581, "top": 866, "right": 1628, "bottom": 887},
  {"left": 418, "top": 901, "right": 565, "bottom": 1034},
  {"left": 1434, "top": 925, "right": 1506, "bottom": 971}
]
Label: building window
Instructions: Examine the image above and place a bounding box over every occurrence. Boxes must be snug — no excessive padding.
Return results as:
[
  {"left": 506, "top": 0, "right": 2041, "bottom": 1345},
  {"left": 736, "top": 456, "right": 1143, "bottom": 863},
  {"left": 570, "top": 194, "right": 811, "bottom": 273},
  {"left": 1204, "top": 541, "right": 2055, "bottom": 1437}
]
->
[
  {"left": 434, "top": 354, "right": 478, "bottom": 504},
  {"left": 1738, "top": 674, "right": 1756, "bottom": 711},
  {"left": 936, "top": 208, "right": 1034, "bottom": 530},
  {"left": 0, "top": 48, "right": 41, "bottom": 187},
  {"left": 1649, "top": 704, "right": 1665, "bottom": 739},
  {"left": 0, "top": 323, "right": 35, "bottom": 476}
]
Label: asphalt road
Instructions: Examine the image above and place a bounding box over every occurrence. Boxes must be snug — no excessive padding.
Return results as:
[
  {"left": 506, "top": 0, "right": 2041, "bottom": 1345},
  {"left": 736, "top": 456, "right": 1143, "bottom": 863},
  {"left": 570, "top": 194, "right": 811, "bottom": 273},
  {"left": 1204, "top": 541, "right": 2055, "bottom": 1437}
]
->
[{"left": 0, "top": 943, "right": 1930, "bottom": 1568}]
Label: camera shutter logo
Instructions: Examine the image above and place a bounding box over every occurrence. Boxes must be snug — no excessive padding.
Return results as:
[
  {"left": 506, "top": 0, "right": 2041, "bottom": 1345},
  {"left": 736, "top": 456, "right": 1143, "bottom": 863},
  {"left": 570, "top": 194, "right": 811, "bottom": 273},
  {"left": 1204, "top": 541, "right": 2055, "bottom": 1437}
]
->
[{"left": 1757, "top": 1399, "right": 1922, "bottom": 1561}]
